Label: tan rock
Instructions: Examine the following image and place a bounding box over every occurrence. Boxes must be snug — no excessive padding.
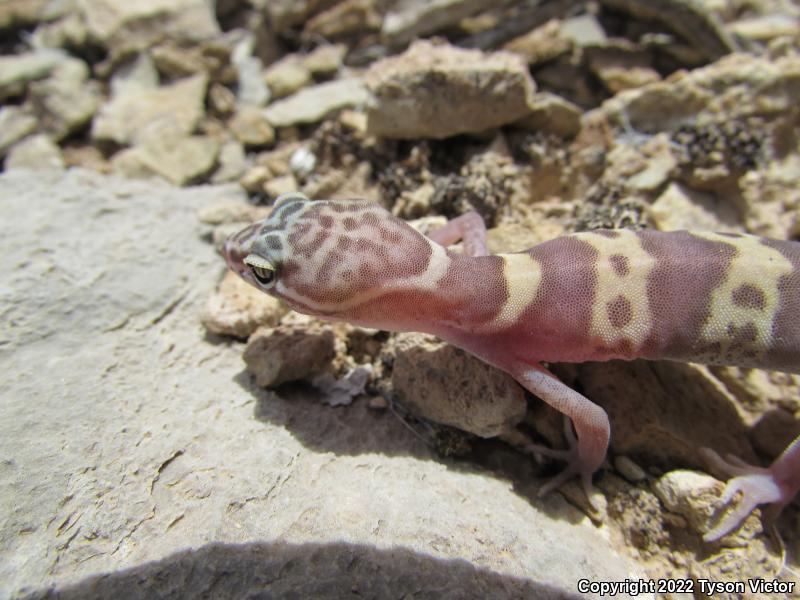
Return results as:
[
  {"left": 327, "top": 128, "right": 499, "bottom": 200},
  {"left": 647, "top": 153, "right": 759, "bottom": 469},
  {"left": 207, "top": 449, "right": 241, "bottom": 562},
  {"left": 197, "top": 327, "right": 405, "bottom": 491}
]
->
[
  {"left": 0, "top": 106, "right": 37, "bottom": 157},
  {"left": 302, "top": 43, "right": 347, "bottom": 76},
  {"left": 387, "top": 333, "right": 527, "bottom": 438},
  {"left": 264, "top": 56, "right": 312, "bottom": 99},
  {"left": 365, "top": 40, "right": 536, "bottom": 139},
  {"left": 503, "top": 20, "right": 571, "bottom": 66},
  {"left": 514, "top": 92, "right": 581, "bottom": 138},
  {"left": 92, "top": 74, "right": 208, "bottom": 145},
  {"left": 243, "top": 325, "right": 336, "bottom": 387},
  {"left": 229, "top": 105, "right": 275, "bottom": 148},
  {"left": 4, "top": 134, "right": 64, "bottom": 170},
  {"left": 264, "top": 79, "right": 369, "bottom": 128},
  {"left": 202, "top": 270, "right": 286, "bottom": 339}
]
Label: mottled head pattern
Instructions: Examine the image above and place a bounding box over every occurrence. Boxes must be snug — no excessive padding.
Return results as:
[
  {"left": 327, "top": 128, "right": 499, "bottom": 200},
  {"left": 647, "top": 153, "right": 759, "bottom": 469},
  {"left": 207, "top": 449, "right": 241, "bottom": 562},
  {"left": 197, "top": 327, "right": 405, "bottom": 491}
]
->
[{"left": 224, "top": 192, "right": 450, "bottom": 319}]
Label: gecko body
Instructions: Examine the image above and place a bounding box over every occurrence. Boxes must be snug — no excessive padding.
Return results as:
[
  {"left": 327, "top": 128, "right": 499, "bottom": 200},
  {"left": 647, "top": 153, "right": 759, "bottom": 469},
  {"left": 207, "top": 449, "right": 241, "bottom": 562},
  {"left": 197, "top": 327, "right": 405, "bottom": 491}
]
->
[{"left": 224, "top": 192, "right": 800, "bottom": 541}]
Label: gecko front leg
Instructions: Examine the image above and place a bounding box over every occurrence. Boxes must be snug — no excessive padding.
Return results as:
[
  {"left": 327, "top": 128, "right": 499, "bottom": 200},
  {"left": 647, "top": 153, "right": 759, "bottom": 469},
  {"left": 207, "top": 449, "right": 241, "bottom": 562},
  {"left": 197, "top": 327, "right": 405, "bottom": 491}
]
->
[{"left": 512, "top": 362, "right": 610, "bottom": 507}]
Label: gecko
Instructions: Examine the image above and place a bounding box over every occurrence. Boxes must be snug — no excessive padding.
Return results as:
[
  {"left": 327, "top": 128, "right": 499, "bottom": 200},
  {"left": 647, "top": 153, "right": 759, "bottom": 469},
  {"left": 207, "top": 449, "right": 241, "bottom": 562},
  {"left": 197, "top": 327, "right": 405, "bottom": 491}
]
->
[{"left": 223, "top": 191, "right": 800, "bottom": 542}]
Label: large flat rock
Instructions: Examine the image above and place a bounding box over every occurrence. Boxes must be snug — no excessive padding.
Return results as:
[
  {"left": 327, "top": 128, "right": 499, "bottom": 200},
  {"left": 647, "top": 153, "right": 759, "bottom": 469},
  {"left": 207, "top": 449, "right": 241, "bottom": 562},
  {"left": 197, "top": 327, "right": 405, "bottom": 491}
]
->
[{"left": 0, "top": 170, "right": 639, "bottom": 599}]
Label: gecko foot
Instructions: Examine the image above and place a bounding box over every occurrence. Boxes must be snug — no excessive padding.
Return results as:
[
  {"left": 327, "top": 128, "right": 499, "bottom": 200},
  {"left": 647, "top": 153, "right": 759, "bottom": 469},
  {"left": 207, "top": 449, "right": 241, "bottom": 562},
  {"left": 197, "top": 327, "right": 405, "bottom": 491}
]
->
[
  {"left": 524, "top": 416, "right": 602, "bottom": 510},
  {"left": 700, "top": 447, "right": 789, "bottom": 542}
]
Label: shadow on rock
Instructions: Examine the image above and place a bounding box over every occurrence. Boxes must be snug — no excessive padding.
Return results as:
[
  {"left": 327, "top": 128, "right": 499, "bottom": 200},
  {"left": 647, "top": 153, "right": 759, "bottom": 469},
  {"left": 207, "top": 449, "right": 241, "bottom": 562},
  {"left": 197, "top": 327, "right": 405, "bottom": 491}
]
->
[{"left": 23, "top": 540, "right": 580, "bottom": 600}]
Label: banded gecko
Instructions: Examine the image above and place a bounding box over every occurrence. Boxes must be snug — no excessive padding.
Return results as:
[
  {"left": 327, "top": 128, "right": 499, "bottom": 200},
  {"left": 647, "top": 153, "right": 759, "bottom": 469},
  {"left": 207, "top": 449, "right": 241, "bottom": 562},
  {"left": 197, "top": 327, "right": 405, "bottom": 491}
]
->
[{"left": 224, "top": 191, "right": 800, "bottom": 542}]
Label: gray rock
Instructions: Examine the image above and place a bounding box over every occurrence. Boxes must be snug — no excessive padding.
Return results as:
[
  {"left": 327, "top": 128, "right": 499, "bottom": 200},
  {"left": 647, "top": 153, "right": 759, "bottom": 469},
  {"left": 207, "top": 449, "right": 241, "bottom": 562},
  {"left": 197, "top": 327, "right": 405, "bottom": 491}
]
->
[
  {"left": 243, "top": 325, "right": 337, "bottom": 387},
  {"left": 264, "top": 78, "right": 369, "bottom": 127},
  {"left": 382, "top": 0, "right": 499, "bottom": 46},
  {"left": 4, "top": 133, "right": 64, "bottom": 170},
  {"left": 0, "top": 49, "right": 66, "bottom": 101},
  {"left": 229, "top": 105, "right": 275, "bottom": 148},
  {"left": 28, "top": 57, "right": 100, "bottom": 141},
  {"left": 111, "top": 133, "right": 220, "bottom": 186},
  {"left": 0, "top": 105, "right": 37, "bottom": 157},
  {"left": 365, "top": 40, "right": 536, "bottom": 139},
  {"left": 0, "top": 170, "right": 641, "bottom": 599},
  {"left": 514, "top": 92, "right": 582, "bottom": 138},
  {"left": 78, "top": 0, "right": 221, "bottom": 57},
  {"left": 92, "top": 73, "right": 208, "bottom": 145},
  {"left": 231, "top": 32, "right": 270, "bottom": 107},
  {"left": 263, "top": 55, "right": 312, "bottom": 99}
]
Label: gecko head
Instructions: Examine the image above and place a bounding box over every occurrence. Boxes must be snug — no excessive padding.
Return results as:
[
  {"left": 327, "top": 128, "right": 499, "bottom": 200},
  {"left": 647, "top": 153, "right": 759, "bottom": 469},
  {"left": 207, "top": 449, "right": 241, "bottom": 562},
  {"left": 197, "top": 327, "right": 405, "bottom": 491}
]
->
[{"left": 223, "top": 192, "right": 440, "bottom": 321}]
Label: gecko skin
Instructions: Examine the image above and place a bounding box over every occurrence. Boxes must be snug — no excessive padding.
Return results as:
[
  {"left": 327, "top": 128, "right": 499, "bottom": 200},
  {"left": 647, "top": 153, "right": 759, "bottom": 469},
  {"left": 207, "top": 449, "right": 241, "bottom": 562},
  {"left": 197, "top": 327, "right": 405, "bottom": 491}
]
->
[{"left": 224, "top": 192, "right": 800, "bottom": 542}]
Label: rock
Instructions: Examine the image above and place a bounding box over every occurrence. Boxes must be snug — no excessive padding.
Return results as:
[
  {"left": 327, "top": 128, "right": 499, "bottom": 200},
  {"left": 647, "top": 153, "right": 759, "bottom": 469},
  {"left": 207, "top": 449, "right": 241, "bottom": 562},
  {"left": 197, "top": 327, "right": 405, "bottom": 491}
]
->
[
  {"left": 264, "top": 56, "right": 312, "bottom": 99},
  {"left": 388, "top": 333, "right": 527, "bottom": 438},
  {"left": 0, "top": 168, "right": 647, "bottom": 599},
  {"left": 585, "top": 46, "right": 661, "bottom": 94},
  {"left": 197, "top": 199, "right": 271, "bottom": 226},
  {"left": 0, "top": 106, "right": 37, "bottom": 157},
  {"left": 289, "top": 147, "right": 316, "bottom": 178},
  {"left": 598, "top": 0, "right": 736, "bottom": 61},
  {"left": 231, "top": 32, "right": 271, "bottom": 107},
  {"left": 265, "top": 0, "right": 339, "bottom": 33},
  {"left": 28, "top": 12, "right": 89, "bottom": 50},
  {"left": 202, "top": 270, "right": 285, "bottom": 339},
  {"left": 514, "top": 92, "right": 582, "bottom": 138},
  {"left": 209, "top": 82, "right": 236, "bottom": 116},
  {"left": 264, "top": 174, "right": 299, "bottom": 198},
  {"left": 112, "top": 133, "right": 219, "bottom": 186},
  {"left": 601, "top": 54, "right": 800, "bottom": 132},
  {"left": 652, "top": 470, "right": 761, "bottom": 541},
  {"left": 565, "top": 360, "right": 760, "bottom": 471},
  {"left": 728, "top": 13, "right": 800, "bottom": 42},
  {"left": 304, "top": 0, "right": 381, "bottom": 40},
  {"left": 302, "top": 43, "right": 347, "bottom": 77},
  {"left": 0, "top": 49, "right": 66, "bottom": 101},
  {"left": 624, "top": 134, "right": 677, "bottom": 192},
  {"left": 648, "top": 181, "right": 737, "bottom": 231},
  {"left": 62, "top": 145, "right": 111, "bottom": 173},
  {"left": 28, "top": 57, "right": 100, "bottom": 141},
  {"left": 264, "top": 79, "right": 369, "bottom": 128},
  {"left": 0, "top": 0, "right": 49, "bottom": 29},
  {"left": 4, "top": 134, "right": 64, "bottom": 170},
  {"left": 503, "top": 19, "right": 572, "bottom": 66},
  {"left": 211, "top": 140, "right": 248, "bottom": 184},
  {"left": 243, "top": 325, "right": 336, "bottom": 387},
  {"left": 614, "top": 456, "right": 647, "bottom": 483},
  {"left": 93, "top": 73, "right": 208, "bottom": 145},
  {"left": 229, "top": 105, "right": 276, "bottom": 148},
  {"left": 365, "top": 40, "right": 536, "bottom": 139},
  {"left": 78, "top": 0, "right": 221, "bottom": 57},
  {"left": 382, "top": 0, "right": 496, "bottom": 46},
  {"left": 560, "top": 14, "right": 607, "bottom": 46}
]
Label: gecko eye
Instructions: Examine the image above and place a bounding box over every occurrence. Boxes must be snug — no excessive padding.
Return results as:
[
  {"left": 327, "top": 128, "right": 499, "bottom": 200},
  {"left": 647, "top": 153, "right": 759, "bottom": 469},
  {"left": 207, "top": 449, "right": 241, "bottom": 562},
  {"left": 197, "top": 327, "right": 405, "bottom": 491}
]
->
[{"left": 244, "top": 255, "right": 276, "bottom": 288}]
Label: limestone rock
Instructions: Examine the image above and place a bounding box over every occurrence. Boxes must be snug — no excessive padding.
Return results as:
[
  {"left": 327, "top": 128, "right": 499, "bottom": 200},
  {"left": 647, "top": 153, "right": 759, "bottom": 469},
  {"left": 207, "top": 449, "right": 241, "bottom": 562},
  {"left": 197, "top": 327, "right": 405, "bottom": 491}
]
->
[
  {"left": 4, "top": 134, "right": 64, "bottom": 170},
  {"left": 0, "top": 0, "right": 49, "bottom": 30},
  {"left": 0, "top": 49, "right": 66, "bottom": 101},
  {"left": 243, "top": 325, "right": 336, "bottom": 387},
  {"left": 387, "top": 333, "right": 527, "bottom": 438},
  {"left": 229, "top": 105, "right": 275, "bottom": 148},
  {"left": 302, "top": 43, "right": 346, "bottom": 77},
  {"left": 28, "top": 57, "right": 100, "bottom": 141},
  {"left": 304, "top": 0, "right": 381, "bottom": 40},
  {"left": 93, "top": 73, "right": 208, "bottom": 145},
  {"left": 652, "top": 470, "right": 761, "bottom": 541},
  {"left": 0, "top": 106, "right": 37, "bottom": 157},
  {"left": 514, "top": 92, "right": 581, "bottom": 138},
  {"left": 0, "top": 168, "right": 646, "bottom": 600},
  {"left": 382, "top": 0, "right": 495, "bottom": 46},
  {"left": 111, "top": 133, "right": 219, "bottom": 186},
  {"left": 211, "top": 140, "right": 248, "bottom": 184},
  {"left": 202, "top": 270, "right": 285, "bottom": 339},
  {"left": 601, "top": 54, "right": 800, "bottom": 132},
  {"left": 78, "top": 0, "right": 221, "bottom": 57},
  {"left": 264, "top": 79, "right": 369, "bottom": 128},
  {"left": 503, "top": 19, "right": 572, "bottom": 66},
  {"left": 264, "top": 56, "right": 312, "bottom": 99},
  {"left": 365, "top": 40, "right": 536, "bottom": 139}
]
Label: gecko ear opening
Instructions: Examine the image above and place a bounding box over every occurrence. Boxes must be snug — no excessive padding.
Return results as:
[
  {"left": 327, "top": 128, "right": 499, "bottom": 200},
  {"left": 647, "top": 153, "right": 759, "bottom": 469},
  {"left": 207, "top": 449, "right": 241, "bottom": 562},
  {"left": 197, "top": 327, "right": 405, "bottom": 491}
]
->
[{"left": 244, "top": 254, "right": 276, "bottom": 288}]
